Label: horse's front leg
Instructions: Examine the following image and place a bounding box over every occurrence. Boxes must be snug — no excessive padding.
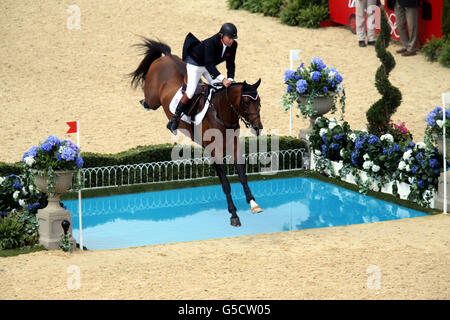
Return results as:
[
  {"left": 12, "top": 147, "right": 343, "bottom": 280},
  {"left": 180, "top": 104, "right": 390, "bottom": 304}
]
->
[
  {"left": 235, "top": 163, "right": 263, "bottom": 214},
  {"left": 213, "top": 163, "right": 241, "bottom": 227}
]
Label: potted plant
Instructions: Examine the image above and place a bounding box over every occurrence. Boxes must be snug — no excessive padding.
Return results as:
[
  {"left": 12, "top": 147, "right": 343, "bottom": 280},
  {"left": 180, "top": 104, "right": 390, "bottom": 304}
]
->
[
  {"left": 21, "top": 135, "right": 83, "bottom": 250},
  {"left": 22, "top": 135, "right": 83, "bottom": 196},
  {"left": 282, "top": 57, "right": 346, "bottom": 138},
  {"left": 425, "top": 106, "right": 450, "bottom": 156}
]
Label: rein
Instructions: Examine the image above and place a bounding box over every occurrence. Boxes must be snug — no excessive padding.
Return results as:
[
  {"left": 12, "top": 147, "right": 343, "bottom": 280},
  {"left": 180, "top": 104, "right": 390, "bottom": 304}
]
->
[{"left": 209, "top": 84, "right": 259, "bottom": 129}]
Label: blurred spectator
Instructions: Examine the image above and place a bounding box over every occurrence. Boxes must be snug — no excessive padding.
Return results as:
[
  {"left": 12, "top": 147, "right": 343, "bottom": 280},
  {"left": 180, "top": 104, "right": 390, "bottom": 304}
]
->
[{"left": 356, "top": 0, "right": 377, "bottom": 47}]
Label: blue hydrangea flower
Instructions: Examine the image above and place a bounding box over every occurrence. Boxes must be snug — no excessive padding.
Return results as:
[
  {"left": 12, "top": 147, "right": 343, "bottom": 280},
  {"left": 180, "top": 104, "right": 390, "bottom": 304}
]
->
[
  {"left": 296, "top": 79, "right": 308, "bottom": 94},
  {"left": 61, "top": 147, "right": 77, "bottom": 161},
  {"left": 311, "top": 71, "right": 321, "bottom": 82},
  {"left": 411, "top": 166, "right": 418, "bottom": 174},
  {"left": 75, "top": 156, "right": 84, "bottom": 168},
  {"left": 368, "top": 135, "right": 379, "bottom": 145},
  {"left": 321, "top": 144, "right": 327, "bottom": 155},
  {"left": 13, "top": 181, "right": 23, "bottom": 190},
  {"left": 311, "top": 57, "right": 326, "bottom": 71},
  {"left": 429, "top": 158, "right": 438, "bottom": 168},
  {"left": 323, "top": 86, "right": 328, "bottom": 93},
  {"left": 286, "top": 84, "right": 292, "bottom": 92},
  {"left": 409, "top": 142, "right": 416, "bottom": 148},
  {"left": 393, "top": 144, "right": 401, "bottom": 152},
  {"left": 333, "top": 134, "right": 343, "bottom": 141},
  {"left": 41, "top": 142, "right": 52, "bottom": 152},
  {"left": 328, "top": 80, "right": 335, "bottom": 88},
  {"left": 418, "top": 179, "right": 425, "bottom": 188},
  {"left": 334, "top": 73, "right": 343, "bottom": 83},
  {"left": 331, "top": 143, "right": 339, "bottom": 150},
  {"left": 46, "top": 135, "right": 61, "bottom": 147},
  {"left": 351, "top": 151, "right": 359, "bottom": 165},
  {"left": 295, "top": 75, "right": 301, "bottom": 80},
  {"left": 416, "top": 152, "right": 424, "bottom": 161},
  {"left": 284, "top": 70, "right": 295, "bottom": 82}
]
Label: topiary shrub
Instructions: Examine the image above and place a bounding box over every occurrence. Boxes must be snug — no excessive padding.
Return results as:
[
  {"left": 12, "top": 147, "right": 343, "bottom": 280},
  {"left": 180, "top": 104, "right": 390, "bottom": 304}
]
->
[
  {"left": 261, "top": 0, "right": 285, "bottom": 17},
  {"left": 366, "top": 8, "right": 402, "bottom": 137},
  {"left": 297, "top": 4, "right": 329, "bottom": 28},
  {"left": 227, "top": 0, "right": 245, "bottom": 10},
  {"left": 438, "top": 39, "right": 450, "bottom": 68},
  {"left": 422, "top": 36, "right": 443, "bottom": 62}
]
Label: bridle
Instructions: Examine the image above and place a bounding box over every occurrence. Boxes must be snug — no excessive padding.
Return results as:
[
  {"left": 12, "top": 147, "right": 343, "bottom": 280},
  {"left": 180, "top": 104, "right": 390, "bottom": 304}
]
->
[{"left": 210, "top": 84, "right": 261, "bottom": 129}]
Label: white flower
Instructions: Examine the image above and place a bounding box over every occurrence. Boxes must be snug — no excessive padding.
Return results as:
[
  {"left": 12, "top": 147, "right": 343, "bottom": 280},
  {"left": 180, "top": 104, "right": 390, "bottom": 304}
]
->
[
  {"left": 328, "top": 122, "right": 337, "bottom": 130},
  {"left": 29, "top": 185, "right": 34, "bottom": 192},
  {"left": 408, "top": 177, "right": 415, "bottom": 184},
  {"left": 403, "top": 149, "right": 413, "bottom": 161},
  {"left": 22, "top": 187, "right": 28, "bottom": 196},
  {"left": 436, "top": 120, "right": 444, "bottom": 128},
  {"left": 13, "top": 191, "right": 20, "bottom": 200},
  {"left": 363, "top": 161, "right": 373, "bottom": 170},
  {"left": 360, "top": 129, "right": 368, "bottom": 133},
  {"left": 398, "top": 161, "right": 407, "bottom": 170},
  {"left": 315, "top": 150, "right": 322, "bottom": 156},
  {"left": 349, "top": 133, "right": 357, "bottom": 142},
  {"left": 0, "top": 177, "right": 4, "bottom": 185},
  {"left": 363, "top": 153, "right": 370, "bottom": 160},
  {"left": 19, "top": 199, "right": 26, "bottom": 207},
  {"left": 340, "top": 149, "right": 345, "bottom": 157},
  {"left": 328, "top": 70, "right": 336, "bottom": 80},
  {"left": 380, "top": 133, "right": 394, "bottom": 143},
  {"left": 315, "top": 117, "right": 323, "bottom": 124},
  {"left": 405, "top": 164, "right": 411, "bottom": 172},
  {"left": 372, "top": 165, "right": 380, "bottom": 173},
  {"left": 336, "top": 83, "right": 344, "bottom": 93},
  {"left": 24, "top": 156, "right": 35, "bottom": 166},
  {"left": 416, "top": 142, "right": 426, "bottom": 150},
  {"left": 319, "top": 128, "right": 328, "bottom": 136}
]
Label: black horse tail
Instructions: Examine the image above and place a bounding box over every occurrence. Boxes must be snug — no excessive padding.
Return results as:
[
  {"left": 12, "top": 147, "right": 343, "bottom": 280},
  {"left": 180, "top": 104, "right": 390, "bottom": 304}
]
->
[{"left": 129, "top": 37, "right": 171, "bottom": 89}]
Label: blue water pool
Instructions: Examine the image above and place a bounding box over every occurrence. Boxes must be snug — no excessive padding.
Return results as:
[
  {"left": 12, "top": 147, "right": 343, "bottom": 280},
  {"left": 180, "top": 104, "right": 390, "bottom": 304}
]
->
[{"left": 62, "top": 177, "right": 427, "bottom": 250}]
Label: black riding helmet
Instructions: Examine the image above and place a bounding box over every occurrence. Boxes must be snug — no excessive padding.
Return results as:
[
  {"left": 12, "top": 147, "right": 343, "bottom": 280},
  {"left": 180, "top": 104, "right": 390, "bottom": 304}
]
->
[{"left": 219, "top": 23, "right": 238, "bottom": 39}]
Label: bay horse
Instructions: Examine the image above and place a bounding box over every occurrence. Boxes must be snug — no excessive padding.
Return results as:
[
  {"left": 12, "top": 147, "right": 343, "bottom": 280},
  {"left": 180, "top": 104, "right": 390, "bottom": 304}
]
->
[{"left": 129, "top": 37, "right": 264, "bottom": 227}]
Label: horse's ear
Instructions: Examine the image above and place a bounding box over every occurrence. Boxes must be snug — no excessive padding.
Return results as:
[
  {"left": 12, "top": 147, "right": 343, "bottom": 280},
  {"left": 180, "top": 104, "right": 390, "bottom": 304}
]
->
[{"left": 254, "top": 78, "right": 261, "bottom": 89}]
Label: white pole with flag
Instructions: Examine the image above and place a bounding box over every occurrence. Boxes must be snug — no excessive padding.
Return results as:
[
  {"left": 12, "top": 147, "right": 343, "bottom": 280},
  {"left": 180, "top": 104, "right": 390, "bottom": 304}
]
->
[
  {"left": 67, "top": 120, "right": 83, "bottom": 250},
  {"left": 77, "top": 121, "right": 83, "bottom": 249},
  {"left": 289, "top": 49, "right": 302, "bottom": 136},
  {"left": 442, "top": 93, "right": 450, "bottom": 215}
]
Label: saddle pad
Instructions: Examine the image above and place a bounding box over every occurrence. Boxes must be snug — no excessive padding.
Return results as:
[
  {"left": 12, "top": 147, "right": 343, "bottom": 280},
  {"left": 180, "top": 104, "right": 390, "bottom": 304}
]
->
[{"left": 169, "top": 87, "right": 214, "bottom": 125}]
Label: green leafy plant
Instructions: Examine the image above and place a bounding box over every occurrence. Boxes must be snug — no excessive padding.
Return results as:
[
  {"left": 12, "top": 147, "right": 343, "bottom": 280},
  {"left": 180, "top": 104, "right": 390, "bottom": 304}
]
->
[
  {"left": 261, "top": 0, "right": 285, "bottom": 17},
  {"left": 297, "top": 4, "right": 329, "bottom": 28},
  {"left": 0, "top": 214, "right": 25, "bottom": 250},
  {"left": 59, "top": 232, "right": 74, "bottom": 252},
  {"left": 227, "top": 0, "right": 245, "bottom": 10},
  {"left": 422, "top": 36, "right": 443, "bottom": 62},
  {"left": 366, "top": 8, "right": 402, "bottom": 136},
  {"left": 438, "top": 39, "right": 450, "bottom": 68}
]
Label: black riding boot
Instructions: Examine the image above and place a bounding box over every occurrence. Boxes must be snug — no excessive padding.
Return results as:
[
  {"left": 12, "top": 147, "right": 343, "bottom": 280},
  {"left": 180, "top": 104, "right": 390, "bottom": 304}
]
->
[{"left": 167, "top": 94, "right": 189, "bottom": 134}]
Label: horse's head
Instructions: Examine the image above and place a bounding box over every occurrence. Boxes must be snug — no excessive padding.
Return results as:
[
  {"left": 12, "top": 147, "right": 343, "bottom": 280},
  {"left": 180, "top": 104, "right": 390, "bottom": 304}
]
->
[{"left": 238, "top": 79, "right": 263, "bottom": 136}]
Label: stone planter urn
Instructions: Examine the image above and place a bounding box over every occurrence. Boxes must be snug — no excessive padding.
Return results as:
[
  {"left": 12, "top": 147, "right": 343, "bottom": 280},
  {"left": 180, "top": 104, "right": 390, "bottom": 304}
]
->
[
  {"left": 34, "top": 170, "right": 77, "bottom": 250},
  {"left": 298, "top": 94, "right": 335, "bottom": 141},
  {"left": 436, "top": 136, "right": 450, "bottom": 158}
]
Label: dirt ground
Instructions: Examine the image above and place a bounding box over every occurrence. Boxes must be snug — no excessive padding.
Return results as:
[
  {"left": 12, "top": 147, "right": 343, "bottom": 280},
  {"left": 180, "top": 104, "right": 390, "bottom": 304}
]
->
[{"left": 0, "top": 0, "right": 449, "bottom": 300}]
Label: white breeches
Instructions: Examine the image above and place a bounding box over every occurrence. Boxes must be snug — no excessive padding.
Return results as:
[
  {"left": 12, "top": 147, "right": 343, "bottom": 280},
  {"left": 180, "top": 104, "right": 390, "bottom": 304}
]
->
[{"left": 185, "top": 63, "right": 222, "bottom": 99}]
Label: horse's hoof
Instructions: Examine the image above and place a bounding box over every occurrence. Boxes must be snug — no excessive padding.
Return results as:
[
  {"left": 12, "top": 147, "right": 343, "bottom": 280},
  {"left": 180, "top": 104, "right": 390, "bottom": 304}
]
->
[
  {"left": 251, "top": 205, "right": 263, "bottom": 214},
  {"left": 250, "top": 200, "right": 263, "bottom": 214},
  {"left": 230, "top": 217, "right": 241, "bottom": 227}
]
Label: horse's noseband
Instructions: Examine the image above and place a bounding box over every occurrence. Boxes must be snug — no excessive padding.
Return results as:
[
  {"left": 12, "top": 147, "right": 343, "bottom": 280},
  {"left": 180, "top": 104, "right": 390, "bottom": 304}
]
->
[{"left": 226, "top": 87, "right": 261, "bottom": 129}]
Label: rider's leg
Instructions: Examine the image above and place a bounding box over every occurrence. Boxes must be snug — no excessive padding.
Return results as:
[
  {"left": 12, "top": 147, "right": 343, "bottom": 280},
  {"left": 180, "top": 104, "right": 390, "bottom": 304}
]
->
[{"left": 167, "top": 63, "right": 202, "bottom": 133}]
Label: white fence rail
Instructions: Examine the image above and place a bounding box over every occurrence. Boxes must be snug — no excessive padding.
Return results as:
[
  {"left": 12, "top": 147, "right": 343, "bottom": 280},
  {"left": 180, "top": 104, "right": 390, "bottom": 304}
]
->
[{"left": 79, "top": 148, "right": 309, "bottom": 190}]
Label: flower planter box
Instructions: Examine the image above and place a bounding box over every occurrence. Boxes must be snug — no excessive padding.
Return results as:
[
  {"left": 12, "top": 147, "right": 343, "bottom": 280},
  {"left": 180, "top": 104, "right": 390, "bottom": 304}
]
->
[{"left": 311, "top": 152, "right": 437, "bottom": 208}]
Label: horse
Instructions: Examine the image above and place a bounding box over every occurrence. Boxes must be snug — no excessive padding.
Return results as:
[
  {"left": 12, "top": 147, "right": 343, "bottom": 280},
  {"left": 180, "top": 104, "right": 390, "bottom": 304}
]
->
[{"left": 129, "top": 37, "right": 264, "bottom": 227}]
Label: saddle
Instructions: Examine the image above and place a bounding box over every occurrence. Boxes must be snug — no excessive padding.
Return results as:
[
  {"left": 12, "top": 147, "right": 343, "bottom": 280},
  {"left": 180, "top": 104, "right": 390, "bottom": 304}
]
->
[{"left": 182, "top": 75, "right": 212, "bottom": 118}]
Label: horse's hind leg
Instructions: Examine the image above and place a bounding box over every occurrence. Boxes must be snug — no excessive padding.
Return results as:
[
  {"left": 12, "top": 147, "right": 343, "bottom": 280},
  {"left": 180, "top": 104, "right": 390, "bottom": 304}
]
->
[
  {"left": 213, "top": 163, "right": 241, "bottom": 227},
  {"left": 235, "top": 163, "right": 263, "bottom": 214}
]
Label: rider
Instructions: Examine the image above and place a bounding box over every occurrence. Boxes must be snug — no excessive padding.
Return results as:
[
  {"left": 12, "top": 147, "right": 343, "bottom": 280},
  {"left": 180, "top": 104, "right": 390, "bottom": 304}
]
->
[{"left": 166, "top": 22, "right": 238, "bottom": 134}]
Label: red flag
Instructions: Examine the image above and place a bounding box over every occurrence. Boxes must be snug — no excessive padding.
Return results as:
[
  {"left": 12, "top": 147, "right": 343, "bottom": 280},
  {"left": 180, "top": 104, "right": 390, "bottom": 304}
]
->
[{"left": 66, "top": 121, "right": 77, "bottom": 133}]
